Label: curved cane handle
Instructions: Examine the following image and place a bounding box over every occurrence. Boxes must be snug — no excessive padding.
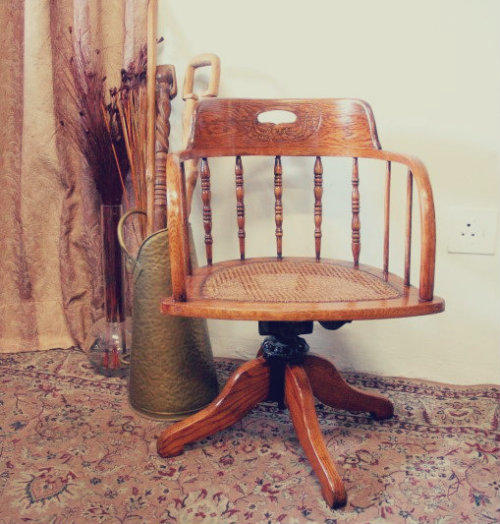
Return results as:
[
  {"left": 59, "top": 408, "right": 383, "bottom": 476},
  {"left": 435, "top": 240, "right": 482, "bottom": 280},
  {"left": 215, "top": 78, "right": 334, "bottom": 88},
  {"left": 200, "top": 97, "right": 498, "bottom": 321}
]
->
[
  {"left": 117, "top": 209, "right": 148, "bottom": 268},
  {"left": 182, "top": 53, "right": 221, "bottom": 101}
]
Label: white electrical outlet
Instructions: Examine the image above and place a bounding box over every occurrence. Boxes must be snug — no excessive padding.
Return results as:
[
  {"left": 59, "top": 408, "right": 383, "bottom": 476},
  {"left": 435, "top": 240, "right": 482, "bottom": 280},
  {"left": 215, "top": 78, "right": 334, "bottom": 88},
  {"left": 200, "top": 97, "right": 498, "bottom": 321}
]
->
[{"left": 447, "top": 206, "right": 498, "bottom": 255}]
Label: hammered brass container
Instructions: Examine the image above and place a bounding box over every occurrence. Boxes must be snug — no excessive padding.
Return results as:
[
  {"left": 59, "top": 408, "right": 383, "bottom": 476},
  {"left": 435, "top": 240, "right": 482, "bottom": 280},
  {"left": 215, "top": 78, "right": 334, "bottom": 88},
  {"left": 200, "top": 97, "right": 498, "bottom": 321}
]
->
[{"left": 119, "top": 212, "right": 218, "bottom": 419}]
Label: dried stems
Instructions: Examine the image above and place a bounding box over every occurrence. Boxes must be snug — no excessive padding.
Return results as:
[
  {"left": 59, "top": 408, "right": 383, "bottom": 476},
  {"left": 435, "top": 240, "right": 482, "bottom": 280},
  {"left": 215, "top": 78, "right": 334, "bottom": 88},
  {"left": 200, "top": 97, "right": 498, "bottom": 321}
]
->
[
  {"left": 61, "top": 34, "right": 148, "bottom": 239},
  {"left": 61, "top": 39, "right": 129, "bottom": 206},
  {"left": 113, "top": 47, "right": 148, "bottom": 219}
]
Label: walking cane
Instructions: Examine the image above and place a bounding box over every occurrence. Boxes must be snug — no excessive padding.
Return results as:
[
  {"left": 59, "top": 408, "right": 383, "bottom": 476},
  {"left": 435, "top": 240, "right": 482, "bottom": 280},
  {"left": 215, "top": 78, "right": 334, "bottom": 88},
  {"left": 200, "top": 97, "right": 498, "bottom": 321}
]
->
[{"left": 182, "top": 54, "right": 221, "bottom": 215}]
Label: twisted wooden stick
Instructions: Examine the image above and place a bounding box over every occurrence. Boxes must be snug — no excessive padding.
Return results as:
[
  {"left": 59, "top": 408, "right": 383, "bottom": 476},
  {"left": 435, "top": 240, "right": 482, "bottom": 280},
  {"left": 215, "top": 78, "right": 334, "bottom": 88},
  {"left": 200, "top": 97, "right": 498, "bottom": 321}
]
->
[{"left": 153, "top": 65, "right": 177, "bottom": 231}]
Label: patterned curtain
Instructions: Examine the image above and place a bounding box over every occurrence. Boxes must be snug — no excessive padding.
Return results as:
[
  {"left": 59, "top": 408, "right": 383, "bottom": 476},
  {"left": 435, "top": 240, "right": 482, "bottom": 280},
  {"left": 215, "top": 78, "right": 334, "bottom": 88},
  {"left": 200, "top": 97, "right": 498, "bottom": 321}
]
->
[{"left": 0, "top": 0, "right": 146, "bottom": 353}]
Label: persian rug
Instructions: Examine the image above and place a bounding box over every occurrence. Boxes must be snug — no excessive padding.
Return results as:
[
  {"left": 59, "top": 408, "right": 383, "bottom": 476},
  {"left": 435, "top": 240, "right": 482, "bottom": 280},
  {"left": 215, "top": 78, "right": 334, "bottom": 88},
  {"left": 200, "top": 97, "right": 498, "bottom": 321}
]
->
[{"left": 0, "top": 350, "right": 499, "bottom": 523}]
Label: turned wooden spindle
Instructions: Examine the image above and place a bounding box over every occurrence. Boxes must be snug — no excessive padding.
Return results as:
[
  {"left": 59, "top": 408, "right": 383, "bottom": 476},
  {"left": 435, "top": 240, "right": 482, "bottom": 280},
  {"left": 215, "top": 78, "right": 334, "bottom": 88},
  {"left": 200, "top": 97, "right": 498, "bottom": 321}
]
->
[
  {"left": 405, "top": 169, "right": 413, "bottom": 286},
  {"left": 351, "top": 157, "right": 360, "bottom": 266},
  {"left": 274, "top": 156, "right": 283, "bottom": 259},
  {"left": 153, "top": 65, "right": 176, "bottom": 231},
  {"left": 200, "top": 158, "right": 213, "bottom": 265},
  {"left": 235, "top": 156, "right": 246, "bottom": 260},
  {"left": 383, "top": 160, "right": 391, "bottom": 279},
  {"left": 314, "top": 156, "right": 323, "bottom": 261}
]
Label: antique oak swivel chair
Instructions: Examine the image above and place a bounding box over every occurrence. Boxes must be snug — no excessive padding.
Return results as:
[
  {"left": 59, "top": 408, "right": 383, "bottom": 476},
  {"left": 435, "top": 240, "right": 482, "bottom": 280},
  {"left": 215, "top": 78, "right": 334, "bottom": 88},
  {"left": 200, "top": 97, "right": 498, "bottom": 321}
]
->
[{"left": 157, "top": 98, "right": 445, "bottom": 507}]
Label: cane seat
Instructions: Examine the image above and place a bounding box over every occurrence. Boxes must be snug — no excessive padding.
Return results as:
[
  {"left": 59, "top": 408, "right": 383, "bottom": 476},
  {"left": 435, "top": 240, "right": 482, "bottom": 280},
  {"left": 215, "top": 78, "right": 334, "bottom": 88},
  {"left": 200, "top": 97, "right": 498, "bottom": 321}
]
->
[
  {"left": 162, "top": 256, "right": 443, "bottom": 320},
  {"left": 201, "top": 258, "right": 400, "bottom": 303}
]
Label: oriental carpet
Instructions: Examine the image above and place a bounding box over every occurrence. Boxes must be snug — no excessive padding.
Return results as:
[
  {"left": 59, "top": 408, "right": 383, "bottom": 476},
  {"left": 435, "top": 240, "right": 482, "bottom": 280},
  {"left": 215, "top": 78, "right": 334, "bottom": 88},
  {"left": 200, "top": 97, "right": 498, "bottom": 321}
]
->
[{"left": 0, "top": 350, "right": 499, "bottom": 523}]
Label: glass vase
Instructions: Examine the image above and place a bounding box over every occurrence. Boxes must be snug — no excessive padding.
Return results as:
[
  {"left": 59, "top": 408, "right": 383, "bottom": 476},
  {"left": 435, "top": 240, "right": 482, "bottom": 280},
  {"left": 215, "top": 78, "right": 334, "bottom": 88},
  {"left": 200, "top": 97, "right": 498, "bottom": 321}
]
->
[{"left": 90, "top": 204, "right": 129, "bottom": 376}]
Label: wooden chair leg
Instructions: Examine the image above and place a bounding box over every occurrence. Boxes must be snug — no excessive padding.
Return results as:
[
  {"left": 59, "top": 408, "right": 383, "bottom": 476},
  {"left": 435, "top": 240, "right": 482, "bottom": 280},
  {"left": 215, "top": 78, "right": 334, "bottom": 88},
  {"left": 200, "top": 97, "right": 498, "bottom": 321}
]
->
[
  {"left": 303, "top": 354, "right": 394, "bottom": 420},
  {"left": 157, "top": 358, "right": 270, "bottom": 457},
  {"left": 284, "top": 363, "right": 347, "bottom": 508}
]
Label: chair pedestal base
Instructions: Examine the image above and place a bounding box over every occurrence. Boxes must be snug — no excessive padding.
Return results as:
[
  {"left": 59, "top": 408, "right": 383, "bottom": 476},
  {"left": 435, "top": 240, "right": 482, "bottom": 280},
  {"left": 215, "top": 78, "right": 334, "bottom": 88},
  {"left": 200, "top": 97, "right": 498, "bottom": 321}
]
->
[{"left": 157, "top": 326, "right": 393, "bottom": 508}]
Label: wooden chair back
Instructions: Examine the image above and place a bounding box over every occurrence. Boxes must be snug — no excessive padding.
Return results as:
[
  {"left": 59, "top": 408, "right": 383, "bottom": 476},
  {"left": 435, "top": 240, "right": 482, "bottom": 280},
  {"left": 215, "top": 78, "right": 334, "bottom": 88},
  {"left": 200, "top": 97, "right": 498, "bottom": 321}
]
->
[
  {"left": 187, "top": 98, "right": 381, "bottom": 157},
  {"left": 170, "top": 98, "right": 436, "bottom": 302}
]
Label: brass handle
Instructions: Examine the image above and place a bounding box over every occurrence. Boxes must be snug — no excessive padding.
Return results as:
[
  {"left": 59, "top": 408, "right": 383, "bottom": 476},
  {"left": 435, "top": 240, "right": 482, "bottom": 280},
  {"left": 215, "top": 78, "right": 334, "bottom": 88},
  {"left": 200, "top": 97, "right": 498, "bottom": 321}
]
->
[{"left": 117, "top": 209, "right": 148, "bottom": 265}]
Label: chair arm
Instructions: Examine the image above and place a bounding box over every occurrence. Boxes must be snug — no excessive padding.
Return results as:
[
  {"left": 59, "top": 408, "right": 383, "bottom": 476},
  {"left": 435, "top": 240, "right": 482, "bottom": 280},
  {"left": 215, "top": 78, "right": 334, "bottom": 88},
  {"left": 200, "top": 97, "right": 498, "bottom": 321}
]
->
[
  {"left": 166, "top": 153, "right": 188, "bottom": 301},
  {"left": 362, "top": 150, "right": 436, "bottom": 301}
]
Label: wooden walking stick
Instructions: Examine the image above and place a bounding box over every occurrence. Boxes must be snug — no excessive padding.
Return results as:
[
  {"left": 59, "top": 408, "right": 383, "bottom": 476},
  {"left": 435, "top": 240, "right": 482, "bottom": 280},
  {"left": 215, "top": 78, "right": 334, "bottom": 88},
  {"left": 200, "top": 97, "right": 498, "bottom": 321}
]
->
[
  {"left": 146, "top": 0, "right": 158, "bottom": 235},
  {"left": 153, "top": 65, "right": 177, "bottom": 231},
  {"left": 182, "top": 54, "right": 221, "bottom": 215}
]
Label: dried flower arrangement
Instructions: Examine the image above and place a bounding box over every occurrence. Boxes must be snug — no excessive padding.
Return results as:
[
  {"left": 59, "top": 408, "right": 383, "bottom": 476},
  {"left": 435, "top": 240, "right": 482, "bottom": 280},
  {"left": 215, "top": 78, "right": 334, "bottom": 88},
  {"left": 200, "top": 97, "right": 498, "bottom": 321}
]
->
[
  {"left": 60, "top": 35, "right": 150, "bottom": 238},
  {"left": 61, "top": 40, "right": 125, "bottom": 204},
  {"left": 59, "top": 33, "right": 152, "bottom": 371}
]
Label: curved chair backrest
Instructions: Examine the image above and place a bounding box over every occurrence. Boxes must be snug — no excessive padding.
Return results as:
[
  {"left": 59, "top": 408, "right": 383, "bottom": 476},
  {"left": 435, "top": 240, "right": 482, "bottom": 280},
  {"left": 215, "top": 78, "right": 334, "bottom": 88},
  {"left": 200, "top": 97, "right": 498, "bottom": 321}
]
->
[{"left": 186, "top": 98, "right": 381, "bottom": 157}]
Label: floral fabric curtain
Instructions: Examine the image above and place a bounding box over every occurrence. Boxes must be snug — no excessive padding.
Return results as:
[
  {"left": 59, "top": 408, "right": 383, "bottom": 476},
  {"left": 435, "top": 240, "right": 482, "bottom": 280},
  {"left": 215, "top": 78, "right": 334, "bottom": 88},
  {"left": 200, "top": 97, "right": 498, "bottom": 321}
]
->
[{"left": 0, "top": 0, "right": 146, "bottom": 353}]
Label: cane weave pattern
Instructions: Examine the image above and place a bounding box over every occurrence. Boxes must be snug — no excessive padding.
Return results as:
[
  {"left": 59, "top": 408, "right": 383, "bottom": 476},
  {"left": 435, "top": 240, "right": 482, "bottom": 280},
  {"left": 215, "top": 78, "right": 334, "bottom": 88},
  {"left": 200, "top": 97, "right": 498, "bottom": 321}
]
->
[{"left": 200, "top": 260, "right": 401, "bottom": 303}]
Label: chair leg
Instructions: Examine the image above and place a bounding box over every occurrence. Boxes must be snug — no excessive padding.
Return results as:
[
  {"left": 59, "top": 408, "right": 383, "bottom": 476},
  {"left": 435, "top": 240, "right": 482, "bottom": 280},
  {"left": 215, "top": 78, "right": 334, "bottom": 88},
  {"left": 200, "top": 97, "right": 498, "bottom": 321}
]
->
[
  {"left": 284, "top": 363, "right": 347, "bottom": 508},
  {"left": 157, "top": 358, "right": 270, "bottom": 457},
  {"left": 303, "top": 354, "right": 394, "bottom": 420}
]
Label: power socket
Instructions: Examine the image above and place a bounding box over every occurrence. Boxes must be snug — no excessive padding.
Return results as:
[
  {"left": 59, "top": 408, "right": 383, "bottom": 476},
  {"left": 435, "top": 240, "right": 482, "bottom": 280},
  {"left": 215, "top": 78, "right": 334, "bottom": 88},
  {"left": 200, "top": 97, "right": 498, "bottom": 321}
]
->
[{"left": 447, "top": 206, "right": 498, "bottom": 255}]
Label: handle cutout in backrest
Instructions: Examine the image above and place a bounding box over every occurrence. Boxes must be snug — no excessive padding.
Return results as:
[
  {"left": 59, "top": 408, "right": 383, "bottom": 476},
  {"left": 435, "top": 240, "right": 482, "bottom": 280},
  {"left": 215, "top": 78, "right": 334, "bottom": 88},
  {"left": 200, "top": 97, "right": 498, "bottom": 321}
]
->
[{"left": 257, "top": 110, "right": 297, "bottom": 124}]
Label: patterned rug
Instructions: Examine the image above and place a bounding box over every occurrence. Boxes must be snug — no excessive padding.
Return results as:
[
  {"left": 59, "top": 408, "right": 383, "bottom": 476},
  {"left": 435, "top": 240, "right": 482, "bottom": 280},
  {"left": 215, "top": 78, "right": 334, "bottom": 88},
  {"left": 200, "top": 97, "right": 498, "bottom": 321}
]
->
[{"left": 0, "top": 349, "right": 499, "bottom": 523}]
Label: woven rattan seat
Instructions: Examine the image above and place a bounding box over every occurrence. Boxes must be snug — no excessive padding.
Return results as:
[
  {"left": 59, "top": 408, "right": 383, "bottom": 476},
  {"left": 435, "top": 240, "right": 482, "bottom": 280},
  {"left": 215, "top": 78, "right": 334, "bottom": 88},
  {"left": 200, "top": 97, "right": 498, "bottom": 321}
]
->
[
  {"left": 200, "top": 259, "right": 401, "bottom": 303},
  {"left": 162, "top": 256, "right": 442, "bottom": 321}
]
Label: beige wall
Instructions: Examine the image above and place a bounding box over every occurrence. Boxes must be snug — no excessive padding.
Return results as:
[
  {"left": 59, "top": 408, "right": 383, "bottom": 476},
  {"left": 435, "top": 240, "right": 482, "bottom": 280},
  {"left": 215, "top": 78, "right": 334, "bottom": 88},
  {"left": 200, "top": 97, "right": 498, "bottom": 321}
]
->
[{"left": 158, "top": 0, "right": 500, "bottom": 384}]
